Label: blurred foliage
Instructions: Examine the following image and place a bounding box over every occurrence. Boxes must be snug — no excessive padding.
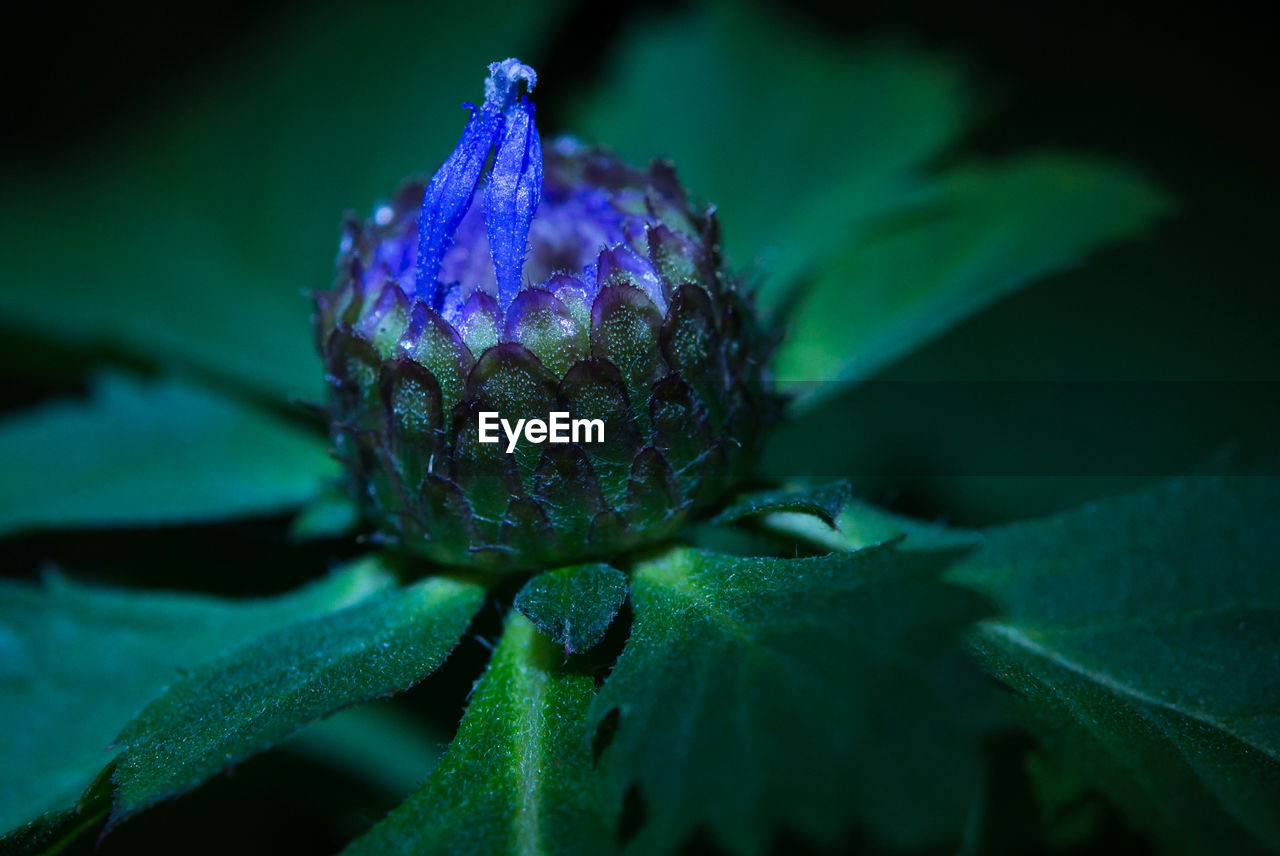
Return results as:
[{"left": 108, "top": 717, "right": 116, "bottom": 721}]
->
[
  {"left": 284, "top": 704, "right": 449, "bottom": 798},
  {"left": 572, "top": 2, "right": 968, "bottom": 314},
  {"left": 571, "top": 4, "right": 1167, "bottom": 412},
  {"left": 0, "top": 374, "right": 334, "bottom": 536},
  {"left": 776, "top": 154, "right": 1166, "bottom": 406}
]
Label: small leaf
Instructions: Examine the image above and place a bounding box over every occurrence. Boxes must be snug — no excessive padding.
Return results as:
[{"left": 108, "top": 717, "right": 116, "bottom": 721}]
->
[
  {"left": 776, "top": 154, "right": 1170, "bottom": 409},
  {"left": 949, "top": 474, "right": 1280, "bottom": 855},
  {"left": 762, "top": 498, "right": 980, "bottom": 553},
  {"left": 0, "top": 561, "right": 391, "bottom": 838},
  {"left": 111, "top": 573, "right": 485, "bottom": 823},
  {"left": 514, "top": 563, "right": 628, "bottom": 655},
  {"left": 711, "top": 481, "right": 851, "bottom": 527},
  {"left": 0, "top": 373, "right": 336, "bottom": 537},
  {"left": 594, "top": 546, "right": 991, "bottom": 855},
  {"left": 343, "top": 611, "right": 613, "bottom": 856}
]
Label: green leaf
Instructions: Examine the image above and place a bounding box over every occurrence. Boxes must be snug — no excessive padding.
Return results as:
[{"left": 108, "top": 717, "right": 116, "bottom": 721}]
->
[
  {"left": 0, "top": 561, "right": 392, "bottom": 838},
  {"left": 776, "top": 154, "right": 1170, "bottom": 408},
  {"left": 0, "top": 373, "right": 336, "bottom": 537},
  {"left": 514, "top": 563, "right": 628, "bottom": 654},
  {"left": 761, "top": 498, "right": 981, "bottom": 554},
  {"left": 948, "top": 474, "right": 1280, "bottom": 855},
  {"left": 344, "top": 611, "right": 613, "bottom": 856},
  {"left": 594, "top": 546, "right": 991, "bottom": 855},
  {"left": 111, "top": 572, "right": 485, "bottom": 823},
  {"left": 572, "top": 2, "right": 970, "bottom": 313},
  {"left": 0, "top": 0, "right": 568, "bottom": 401},
  {"left": 711, "top": 481, "right": 851, "bottom": 527}
]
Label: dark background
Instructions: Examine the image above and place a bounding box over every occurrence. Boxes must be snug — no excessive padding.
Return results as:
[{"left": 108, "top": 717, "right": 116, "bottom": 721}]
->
[{"left": 2, "top": 1, "right": 1275, "bottom": 853}]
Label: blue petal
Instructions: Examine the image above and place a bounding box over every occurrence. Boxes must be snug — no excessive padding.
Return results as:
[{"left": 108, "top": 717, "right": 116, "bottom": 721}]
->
[
  {"left": 485, "top": 98, "right": 543, "bottom": 316},
  {"left": 414, "top": 103, "right": 501, "bottom": 307},
  {"left": 414, "top": 58, "right": 542, "bottom": 316}
]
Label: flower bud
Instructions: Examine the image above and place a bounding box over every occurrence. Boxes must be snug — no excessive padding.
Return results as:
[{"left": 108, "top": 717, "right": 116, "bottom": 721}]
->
[{"left": 315, "top": 58, "right": 777, "bottom": 571}]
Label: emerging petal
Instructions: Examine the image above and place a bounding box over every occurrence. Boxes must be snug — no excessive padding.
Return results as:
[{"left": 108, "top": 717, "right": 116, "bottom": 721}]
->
[
  {"left": 485, "top": 96, "right": 542, "bottom": 316},
  {"left": 414, "top": 57, "right": 539, "bottom": 309},
  {"left": 413, "top": 103, "right": 500, "bottom": 306}
]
